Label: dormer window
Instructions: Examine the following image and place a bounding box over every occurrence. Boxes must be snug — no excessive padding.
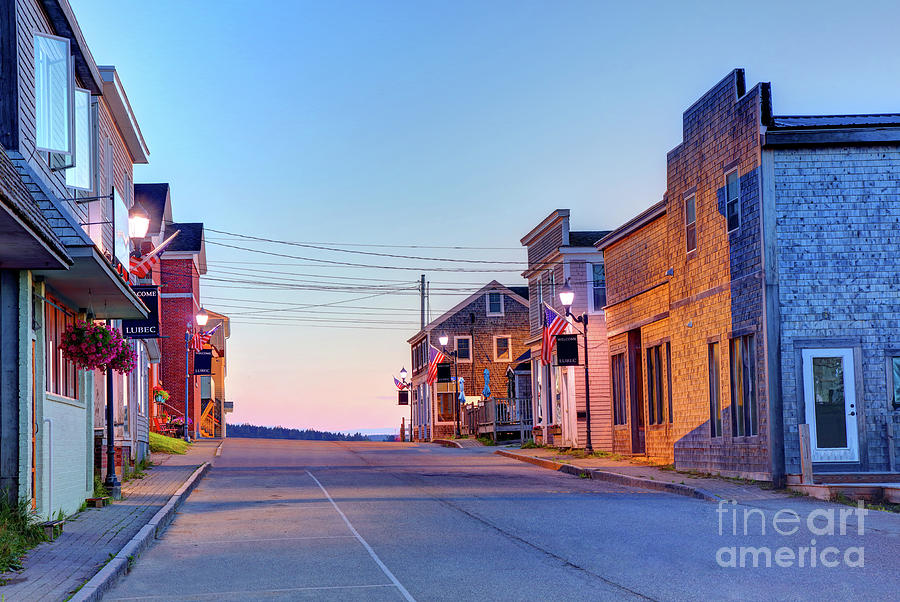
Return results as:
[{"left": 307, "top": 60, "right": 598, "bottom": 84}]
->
[{"left": 486, "top": 292, "right": 504, "bottom": 316}]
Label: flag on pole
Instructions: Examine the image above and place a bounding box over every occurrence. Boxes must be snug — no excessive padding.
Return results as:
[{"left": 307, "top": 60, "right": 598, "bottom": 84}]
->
[
  {"left": 541, "top": 304, "right": 568, "bottom": 365},
  {"left": 393, "top": 377, "right": 408, "bottom": 390},
  {"left": 199, "top": 323, "right": 220, "bottom": 347},
  {"left": 426, "top": 345, "right": 447, "bottom": 385},
  {"left": 130, "top": 230, "right": 180, "bottom": 279},
  {"left": 189, "top": 326, "right": 203, "bottom": 352}
]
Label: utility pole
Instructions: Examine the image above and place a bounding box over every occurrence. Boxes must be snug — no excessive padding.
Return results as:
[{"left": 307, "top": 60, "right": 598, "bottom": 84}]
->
[{"left": 420, "top": 274, "right": 425, "bottom": 330}]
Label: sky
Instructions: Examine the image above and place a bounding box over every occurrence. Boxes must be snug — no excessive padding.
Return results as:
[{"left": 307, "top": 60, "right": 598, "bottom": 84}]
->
[{"left": 70, "top": 0, "right": 900, "bottom": 433}]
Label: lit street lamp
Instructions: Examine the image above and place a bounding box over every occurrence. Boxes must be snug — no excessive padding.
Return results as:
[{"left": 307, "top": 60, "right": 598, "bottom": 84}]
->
[
  {"left": 559, "top": 279, "right": 593, "bottom": 453},
  {"left": 128, "top": 203, "right": 151, "bottom": 240},
  {"left": 184, "top": 308, "right": 210, "bottom": 442},
  {"left": 399, "top": 367, "right": 411, "bottom": 441},
  {"left": 438, "top": 333, "right": 461, "bottom": 438}
]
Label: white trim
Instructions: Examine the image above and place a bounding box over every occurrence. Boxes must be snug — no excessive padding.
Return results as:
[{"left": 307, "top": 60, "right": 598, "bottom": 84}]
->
[
  {"left": 33, "top": 33, "right": 75, "bottom": 155},
  {"left": 485, "top": 291, "right": 504, "bottom": 316},
  {"left": 684, "top": 194, "right": 697, "bottom": 253},
  {"left": 65, "top": 87, "right": 93, "bottom": 191},
  {"left": 801, "top": 348, "right": 859, "bottom": 463},
  {"left": 493, "top": 334, "right": 512, "bottom": 362},
  {"left": 724, "top": 168, "right": 741, "bottom": 233},
  {"left": 454, "top": 335, "right": 472, "bottom": 363}
]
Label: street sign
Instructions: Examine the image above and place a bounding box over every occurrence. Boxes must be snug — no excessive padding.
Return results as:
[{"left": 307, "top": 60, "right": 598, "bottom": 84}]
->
[
  {"left": 193, "top": 349, "right": 213, "bottom": 375},
  {"left": 556, "top": 334, "right": 579, "bottom": 366},
  {"left": 398, "top": 390, "right": 409, "bottom": 405},
  {"left": 437, "top": 363, "right": 452, "bottom": 383},
  {"left": 123, "top": 285, "right": 160, "bottom": 338}
]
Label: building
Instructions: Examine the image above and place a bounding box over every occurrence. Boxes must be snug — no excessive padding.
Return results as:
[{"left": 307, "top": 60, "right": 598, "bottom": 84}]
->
[
  {"left": 0, "top": 0, "right": 149, "bottom": 516},
  {"left": 200, "top": 309, "right": 230, "bottom": 438},
  {"left": 520, "top": 210, "right": 611, "bottom": 449},
  {"left": 601, "top": 68, "right": 900, "bottom": 483},
  {"left": 407, "top": 281, "right": 529, "bottom": 441},
  {"left": 158, "top": 221, "right": 207, "bottom": 439}
]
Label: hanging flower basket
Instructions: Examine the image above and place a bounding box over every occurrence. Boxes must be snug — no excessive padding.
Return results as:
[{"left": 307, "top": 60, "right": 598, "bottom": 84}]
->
[
  {"left": 58, "top": 321, "right": 137, "bottom": 374},
  {"left": 153, "top": 385, "right": 170, "bottom": 404}
]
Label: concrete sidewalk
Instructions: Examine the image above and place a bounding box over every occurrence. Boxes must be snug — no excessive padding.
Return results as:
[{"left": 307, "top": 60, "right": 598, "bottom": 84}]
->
[{"left": 0, "top": 439, "right": 220, "bottom": 601}]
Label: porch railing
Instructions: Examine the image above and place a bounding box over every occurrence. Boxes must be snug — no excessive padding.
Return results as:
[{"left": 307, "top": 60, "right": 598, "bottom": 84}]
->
[{"left": 461, "top": 397, "right": 532, "bottom": 442}]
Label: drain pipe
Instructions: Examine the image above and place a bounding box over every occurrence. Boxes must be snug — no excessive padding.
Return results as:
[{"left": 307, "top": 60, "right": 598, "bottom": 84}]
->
[{"left": 43, "top": 417, "right": 52, "bottom": 519}]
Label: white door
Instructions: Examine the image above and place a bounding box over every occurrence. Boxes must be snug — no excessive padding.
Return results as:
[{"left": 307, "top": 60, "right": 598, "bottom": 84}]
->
[{"left": 802, "top": 348, "right": 859, "bottom": 463}]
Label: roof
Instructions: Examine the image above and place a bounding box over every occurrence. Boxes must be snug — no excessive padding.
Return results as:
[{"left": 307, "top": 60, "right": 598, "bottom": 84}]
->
[
  {"left": 520, "top": 209, "right": 569, "bottom": 246},
  {"left": 0, "top": 145, "right": 70, "bottom": 264},
  {"left": 596, "top": 200, "right": 667, "bottom": 251},
  {"left": 770, "top": 114, "right": 900, "bottom": 129},
  {"left": 165, "top": 222, "right": 204, "bottom": 252},
  {"left": 134, "top": 183, "right": 170, "bottom": 236},
  {"left": 406, "top": 280, "right": 529, "bottom": 343},
  {"left": 565, "top": 230, "right": 611, "bottom": 248},
  {"left": 508, "top": 286, "right": 529, "bottom": 299},
  {"left": 97, "top": 66, "right": 149, "bottom": 163}
]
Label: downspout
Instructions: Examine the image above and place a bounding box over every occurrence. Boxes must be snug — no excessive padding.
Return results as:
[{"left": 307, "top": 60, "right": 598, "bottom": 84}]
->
[{"left": 42, "top": 417, "right": 51, "bottom": 518}]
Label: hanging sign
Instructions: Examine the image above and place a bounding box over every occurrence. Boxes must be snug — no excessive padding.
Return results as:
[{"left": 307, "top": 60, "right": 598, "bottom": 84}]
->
[
  {"left": 555, "top": 334, "right": 579, "bottom": 366},
  {"left": 437, "top": 363, "right": 452, "bottom": 383},
  {"left": 123, "top": 286, "right": 160, "bottom": 338},
  {"left": 193, "top": 349, "right": 213, "bottom": 375},
  {"left": 398, "top": 390, "right": 409, "bottom": 405}
]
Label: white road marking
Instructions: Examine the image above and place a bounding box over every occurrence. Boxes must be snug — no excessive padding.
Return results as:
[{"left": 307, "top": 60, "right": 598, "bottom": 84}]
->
[
  {"left": 110, "top": 583, "right": 397, "bottom": 600},
  {"left": 306, "top": 470, "right": 416, "bottom": 602}
]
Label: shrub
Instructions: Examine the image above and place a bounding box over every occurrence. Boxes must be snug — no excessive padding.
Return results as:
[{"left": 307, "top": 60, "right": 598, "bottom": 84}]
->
[{"left": 0, "top": 498, "right": 47, "bottom": 573}]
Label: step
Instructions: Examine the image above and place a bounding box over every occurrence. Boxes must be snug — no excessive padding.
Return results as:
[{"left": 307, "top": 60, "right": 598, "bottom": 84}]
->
[{"left": 815, "top": 472, "right": 900, "bottom": 484}]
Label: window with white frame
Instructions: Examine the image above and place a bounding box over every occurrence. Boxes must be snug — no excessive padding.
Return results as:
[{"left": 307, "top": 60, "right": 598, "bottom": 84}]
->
[
  {"left": 726, "top": 170, "right": 740, "bottom": 232},
  {"left": 892, "top": 356, "right": 900, "bottom": 409},
  {"left": 113, "top": 187, "right": 131, "bottom": 269},
  {"left": 685, "top": 195, "right": 697, "bottom": 253},
  {"left": 65, "top": 88, "right": 92, "bottom": 190},
  {"left": 588, "top": 263, "right": 606, "bottom": 312},
  {"left": 486, "top": 292, "right": 504, "bottom": 316},
  {"left": 34, "top": 34, "right": 73, "bottom": 154},
  {"left": 455, "top": 336, "right": 471, "bottom": 362},
  {"left": 494, "top": 335, "right": 511, "bottom": 361}
]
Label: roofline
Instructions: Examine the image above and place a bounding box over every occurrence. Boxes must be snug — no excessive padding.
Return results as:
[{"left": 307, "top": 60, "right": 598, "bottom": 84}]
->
[
  {"left": 98, "top": 66, "right": 149, "bottom": 163},
  {"left": 40, "top": 0, "right": 103, "bottom": 94},
  {"left": 411, "top": 280, "right": 529, "bottom": 339},
  {"left": 520, "top": 209, "right": 569, "bottom": 246},
  {"left": 596, "top": 200, "right": 667, "bottom": 251},
  {"left": 764, "top": 127, "right": 900, "bottom": 147}
]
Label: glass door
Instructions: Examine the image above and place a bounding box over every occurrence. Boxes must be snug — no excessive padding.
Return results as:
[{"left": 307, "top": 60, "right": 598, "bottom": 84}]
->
[{"left": 801, "top": 349, "right": 859, "bottom": 462}]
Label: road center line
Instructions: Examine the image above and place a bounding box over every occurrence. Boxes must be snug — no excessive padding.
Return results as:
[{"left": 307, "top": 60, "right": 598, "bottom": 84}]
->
[{"left": 306, "top": 470, "right": 416, "bottom": 602}]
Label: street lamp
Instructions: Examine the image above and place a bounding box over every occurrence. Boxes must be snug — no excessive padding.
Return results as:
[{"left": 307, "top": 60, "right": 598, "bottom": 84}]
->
[
  {"left": 184, "top": 308, "right": 209, "bottom": 442},
  {"left": 438, "top": 334, "right": 461, "bottom": 438},
  {"left": 399, "top": 367, "right": 411, "bottom": 441},
  {"left": 559, "top": 278, "right": 593, "bottom": 452},
  {"left": 104, "top": 206, "right": 156, "bottom": 498}
]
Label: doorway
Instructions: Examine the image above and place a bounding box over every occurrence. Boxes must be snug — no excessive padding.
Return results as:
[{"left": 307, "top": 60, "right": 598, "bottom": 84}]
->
[
  {"left": 627, "top": 329, "right": 645, "bottom": 454},
  {"left": 801, "top": 348, "right": 859, "bottom": 463}
]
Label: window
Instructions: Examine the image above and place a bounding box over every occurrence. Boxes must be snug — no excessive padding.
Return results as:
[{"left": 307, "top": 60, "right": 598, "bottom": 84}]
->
[
  {"left": 589, "top": 263, "right": 606, "bottom": 312},
  {"left": 437, "top": 392, "right": 454, "bottom": 422},
  {"left": 44, "top": 298, "right": 78, "bottom": 399},
  {"left": 708, "top": 342, "right": 722, "bottom": 437},
  {"left": 730, "top": 335, "right": 757, "bottom": 436},
  {"left": 646, "top": 345, "right": 664, "bottom": 425},
  {"left": 65, "top": 88, "right": 92, "bottom": 190},
  {"left": 455, "top": 336, "right": 471, "bottom": 362},
  {"left": 892, "top": 357, "right": 900, "bottom": 408},
  {"left": 685, "top": 195, "right": 697, "bottom": 253},
  {"left": 666, "top": 342, "right": 673, "bottom": 423},
  {"left": 725, "top": 170, "right": 740, "bottom": 232},
  {"left": 494, "top": 336, "right": 511, "bottom": 361},
  {"left": 486, "top": 292, "right": 504, "bottom": 316},
  {"left": 34, "top": 34, "right": 73, "bottom": 154},
  {"left": 113, "top": 187, "right": 131, "bottom": 269},
  {"left": 612, "top": 353, "right": 627, "bottom": 425}
]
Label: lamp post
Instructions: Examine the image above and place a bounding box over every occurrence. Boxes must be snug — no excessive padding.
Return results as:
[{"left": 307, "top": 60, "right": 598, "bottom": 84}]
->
[
  {"left": 559, "top": 279, "right": 593, "bottom": 453},
  {"left": 438, "top": 334, "right": 461, "bottom": 438},
  {"left": 104, "top": 205, "right": 153, "bottom": 498},
  {"left": 399, "top": 367, "right": 412, "bottom": 441},
  {"left": 184, "top": 308, "right": 209, "bottom": 442}
]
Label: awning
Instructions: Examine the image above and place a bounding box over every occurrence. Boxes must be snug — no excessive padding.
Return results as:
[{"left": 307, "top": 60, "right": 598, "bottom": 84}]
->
[
  {"left": 143, "top": 338, "right": 161, "bottom": 363},
  {"left": 0, "top": 200, "right": 71, "bottom": 269},
  {"left": 34, "top": 245, "right": 149, "bottom": 319}
]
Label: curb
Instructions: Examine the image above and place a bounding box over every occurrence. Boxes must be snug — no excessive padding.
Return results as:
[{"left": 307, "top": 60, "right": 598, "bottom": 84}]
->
[
  {"left": 215, "top": 439, "right": 225, "bottom": 457},
  {"left": 432, "top": 439, "right": 463, "bottom": 448},
  {"left": 495, "top": 450, "right": 720, "bottom": 502},
  {"left": 70, "top": 461, "right": 212, "bottom": 602}
]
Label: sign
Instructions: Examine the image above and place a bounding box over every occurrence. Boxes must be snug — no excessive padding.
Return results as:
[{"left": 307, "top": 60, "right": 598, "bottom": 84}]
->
[
  {"left": 555, "top": 334, "right": 579, "bottom": 366},
  {"left": 398, "top": 390, "right": 409, "bottom": 406},
  {"left": 193, "top": 349, "right": 213, "bottom": 375},
  {"left": 123, "top": 286, "right": 160, "bottom": 338},
  {"left": 437, "top": 363, "right": 452, "bottom": 383}
]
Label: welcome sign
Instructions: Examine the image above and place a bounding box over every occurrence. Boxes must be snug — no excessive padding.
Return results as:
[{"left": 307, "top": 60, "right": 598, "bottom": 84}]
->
[{"left": 123, "top": 286, "right": 160, "bottom": 339}]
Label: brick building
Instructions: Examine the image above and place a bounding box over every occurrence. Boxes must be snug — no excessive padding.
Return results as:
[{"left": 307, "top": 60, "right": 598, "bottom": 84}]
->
[
  {"left": 600, "top": 68, "right": 900, "bottom": 483},
  {"left": 158, "top": 222, "right": 207, "bottom": 439},
  {"left": 407, "top": 281, "right": 529, "bottom": 441},
  {"left": 521, "top": 210, "right": 611, "bottom": 449}
]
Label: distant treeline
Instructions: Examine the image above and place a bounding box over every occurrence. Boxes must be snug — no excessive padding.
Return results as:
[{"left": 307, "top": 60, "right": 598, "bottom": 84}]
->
[{"left": 226, "top": 423, "right": 370, "bottom": 441}]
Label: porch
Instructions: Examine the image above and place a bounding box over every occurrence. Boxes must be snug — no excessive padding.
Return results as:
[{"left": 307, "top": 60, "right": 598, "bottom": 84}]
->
[{"left": 461, "top": 397, "right": 533, "bottom": 442}]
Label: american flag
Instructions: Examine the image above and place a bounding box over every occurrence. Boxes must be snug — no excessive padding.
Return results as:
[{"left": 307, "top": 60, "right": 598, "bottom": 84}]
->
[
  {"left": 426, "top": 345, "right": 447, "bottom": 385},
  {"left": 541, "top": 304, "right": 568, "bottom": 365},
  {"left": 188, "top": 326, "right": 203, "bottom": 352},
  {"left": 393, "top": 377, "right": 408, "bottom": 390},
  {"left": 130, "top": 230, "right": 180, "bottom": 279},
  {"left": 199, "top": 323, "right": 220, "bottom": 347}
]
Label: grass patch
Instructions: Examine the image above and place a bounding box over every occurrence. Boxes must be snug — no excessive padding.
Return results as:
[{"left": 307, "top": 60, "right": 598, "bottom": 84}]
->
[
  {"left": 476, "top": 436, "right": 496, "bottom": 447},
  {"left": 0, "top": 498, "right": 48, "bottom": 573},
  {"left": 149, "top": 432, "right": 190, "bottom": 455},
  {"left": 520, "top": 439, "right": 539, "bottom": 449},
  {"left": 93, "top": 475, "right": 110, "bottom": 499}
]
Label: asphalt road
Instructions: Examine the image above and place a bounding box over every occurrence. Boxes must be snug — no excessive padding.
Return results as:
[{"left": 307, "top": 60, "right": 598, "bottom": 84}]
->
[{"left": 106, "top": 439, "right": 900, "bottom": 601}]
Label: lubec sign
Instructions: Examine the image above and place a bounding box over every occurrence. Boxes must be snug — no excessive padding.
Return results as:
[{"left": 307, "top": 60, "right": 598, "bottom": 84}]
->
[{"left": 123, "top": 286, "right": 160, "bottom": 339}]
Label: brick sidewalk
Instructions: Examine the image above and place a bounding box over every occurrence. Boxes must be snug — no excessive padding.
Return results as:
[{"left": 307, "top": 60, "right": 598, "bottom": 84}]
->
[{"left": 0, "top": 440, "right": 219, "bottom": 601}]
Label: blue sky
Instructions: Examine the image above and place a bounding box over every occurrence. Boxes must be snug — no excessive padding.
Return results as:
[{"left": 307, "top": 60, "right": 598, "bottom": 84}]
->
[{"left": 71, "top": 0, "right": 900, "bottom": 432}]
